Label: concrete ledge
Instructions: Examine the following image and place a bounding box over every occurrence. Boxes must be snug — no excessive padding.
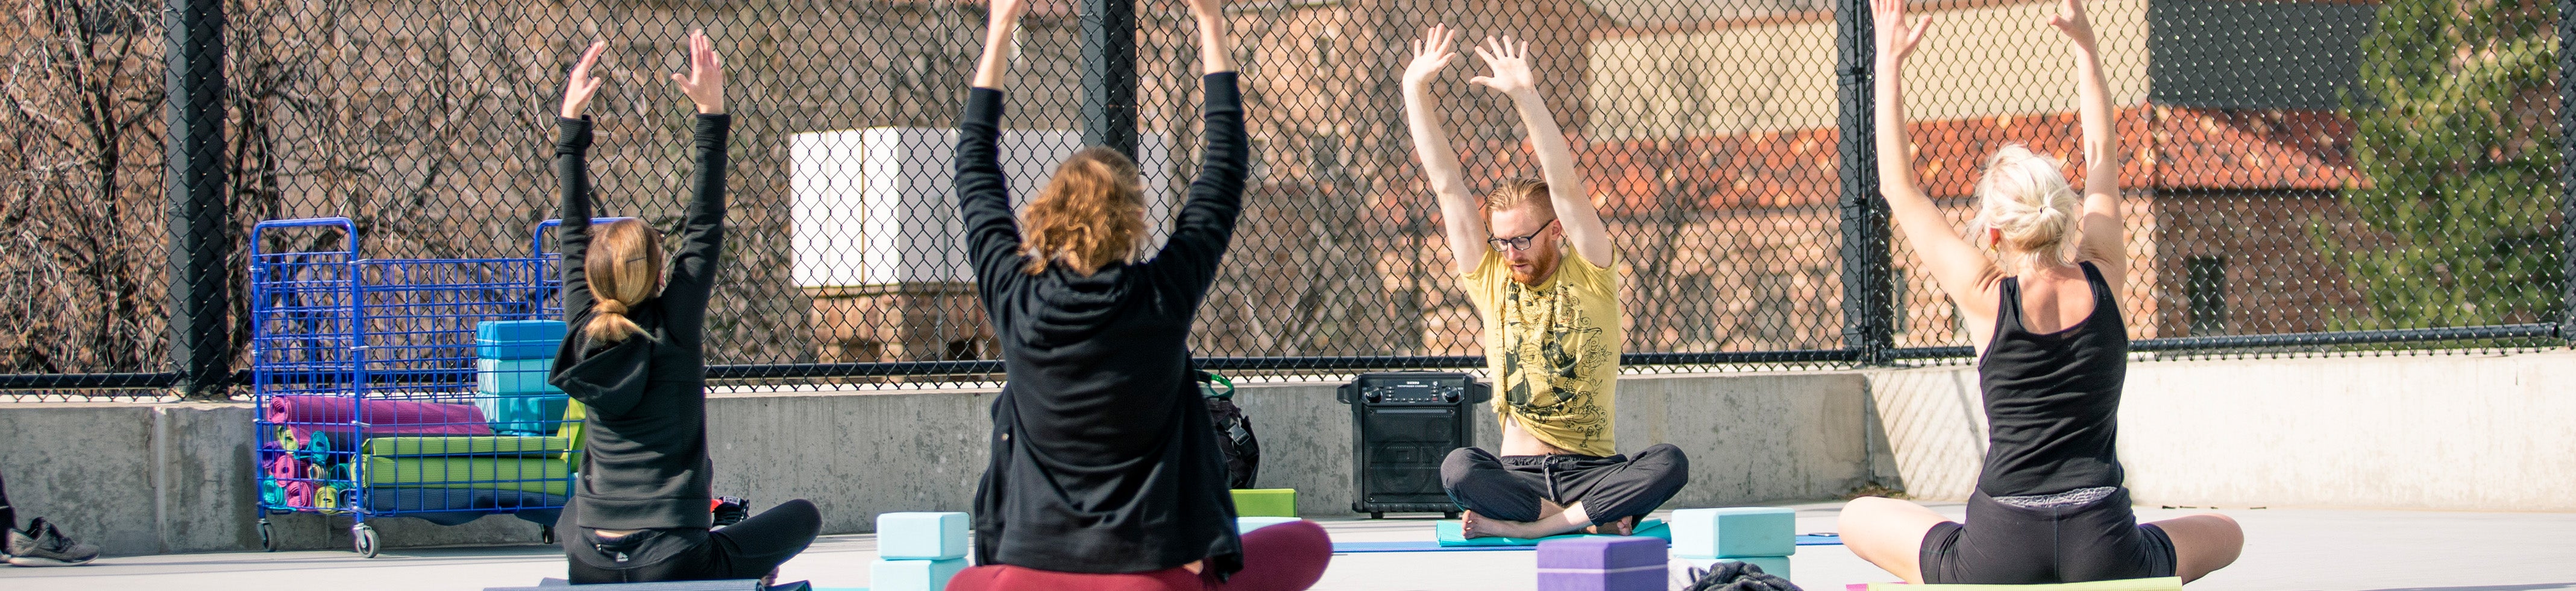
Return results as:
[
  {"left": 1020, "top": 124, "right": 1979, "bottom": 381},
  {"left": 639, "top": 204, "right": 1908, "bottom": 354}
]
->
[
  {"left": 1, "top": 371, "right": 1865, "bottom": 556},
  {"left": 1863, "top": 351, "right": 2576, "bottom": 510}
]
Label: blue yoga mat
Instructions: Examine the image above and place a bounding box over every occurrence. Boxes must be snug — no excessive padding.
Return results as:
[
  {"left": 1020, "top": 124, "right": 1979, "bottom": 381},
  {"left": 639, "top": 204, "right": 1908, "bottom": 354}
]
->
[
  {"left": 1334, "top": 534, "right": 1842, "bottom": 554},
  {"left": 1434, "top": 518, "right": 1671, "bottom": 546}
]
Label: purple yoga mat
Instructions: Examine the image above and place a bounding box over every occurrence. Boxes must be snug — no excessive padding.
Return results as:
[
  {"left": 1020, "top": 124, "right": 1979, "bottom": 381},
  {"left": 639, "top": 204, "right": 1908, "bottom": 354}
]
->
[
  {"left": 269, "top": 396, "right": 492, "bottom": 449},
  {"left": 268, "top": 395, "right": 489, "bottom": 426}
]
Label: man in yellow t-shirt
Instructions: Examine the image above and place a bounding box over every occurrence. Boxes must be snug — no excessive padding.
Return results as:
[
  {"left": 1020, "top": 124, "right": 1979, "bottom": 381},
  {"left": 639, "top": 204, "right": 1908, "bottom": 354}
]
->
[{"left": 1398, "top": 26, "right": 1690, "bottom": 539}]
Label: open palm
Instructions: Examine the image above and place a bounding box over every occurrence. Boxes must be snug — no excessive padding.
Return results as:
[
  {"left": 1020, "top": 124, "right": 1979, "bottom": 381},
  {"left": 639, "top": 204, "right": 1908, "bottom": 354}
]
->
[
  {"left": 670, "top": 29, "right": 724, "bottom": 115},
  {"left": 1468, "top": 36, "right": 1536, "bottom": 96},
  {"left": 559, "top": 40, "right": 606, "bottom": 119},
  {"left": 1404, "top": 24, "right": 1460, "bottom": 87}
]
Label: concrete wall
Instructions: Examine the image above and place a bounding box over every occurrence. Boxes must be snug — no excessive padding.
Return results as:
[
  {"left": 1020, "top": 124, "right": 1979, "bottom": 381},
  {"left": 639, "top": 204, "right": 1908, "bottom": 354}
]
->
[
  {"left": 0, "top": 371, "right": 1868, "bottom": 556},
  {"left": 1863, "top": 351, "right": 2576, "bottom": 511},
  {"left": 15, "top": 350, "right": 2571, "bottom": 557}
]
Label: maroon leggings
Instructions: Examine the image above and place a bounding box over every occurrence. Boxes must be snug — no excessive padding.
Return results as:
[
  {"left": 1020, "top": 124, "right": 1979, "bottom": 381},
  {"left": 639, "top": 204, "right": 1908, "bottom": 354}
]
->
[{"left": 946, "top": 520, "right": 1332, "bottom": 591}]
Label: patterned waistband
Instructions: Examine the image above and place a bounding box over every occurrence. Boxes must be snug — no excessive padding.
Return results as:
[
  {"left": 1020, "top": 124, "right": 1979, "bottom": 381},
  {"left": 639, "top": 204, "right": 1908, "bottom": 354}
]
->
[{"left": 1991, "top": 486, "right": 2119, "bottom": 509}]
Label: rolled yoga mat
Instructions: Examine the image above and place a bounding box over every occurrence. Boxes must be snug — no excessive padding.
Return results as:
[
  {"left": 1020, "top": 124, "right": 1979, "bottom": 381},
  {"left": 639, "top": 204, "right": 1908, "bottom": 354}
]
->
[
  {"left": 363, "top": 456, "right": 571, "bottom": 495},
  {"left": 265, "top": 455, "right": 306, "bottom": 481},
  {"left": 284, "top": 481, "right": 317, "bottom": 508},
  {"left": 316, "top": 485, "right": 345, "bottom": 513},
  {"left": 271, "top": 395, "right": 492, "bottom": 451},
  {"left": 363, "top": 435, "right": 575, "bottom": 457}
]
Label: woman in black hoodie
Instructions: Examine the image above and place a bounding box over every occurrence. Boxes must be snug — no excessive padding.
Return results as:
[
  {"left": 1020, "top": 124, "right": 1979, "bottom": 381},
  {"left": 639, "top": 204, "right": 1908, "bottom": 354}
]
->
[
  {"left": 547, "top": 31, "right": 821, "bottom": 584},
  {"left": 947, "top": 0, "right": 1330, "bottom": 589}
]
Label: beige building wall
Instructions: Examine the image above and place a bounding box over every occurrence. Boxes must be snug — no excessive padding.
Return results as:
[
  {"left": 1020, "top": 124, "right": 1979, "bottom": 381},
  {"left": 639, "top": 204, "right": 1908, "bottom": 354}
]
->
[{"left": 1584, "top": 0, "right": 2152, "bottom": 139}]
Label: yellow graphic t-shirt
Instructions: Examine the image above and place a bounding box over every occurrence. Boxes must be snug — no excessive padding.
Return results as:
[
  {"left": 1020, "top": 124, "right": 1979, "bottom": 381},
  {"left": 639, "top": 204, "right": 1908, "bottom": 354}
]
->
[{"left": 1461, "top": 247, "right": 1621, "bottom": 457}]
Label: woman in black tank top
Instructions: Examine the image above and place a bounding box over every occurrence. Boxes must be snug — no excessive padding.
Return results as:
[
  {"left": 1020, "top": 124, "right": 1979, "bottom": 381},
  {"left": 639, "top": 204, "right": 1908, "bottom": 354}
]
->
[{"left": 1835, "top": 0, "right": 2244, "bottom": 584}]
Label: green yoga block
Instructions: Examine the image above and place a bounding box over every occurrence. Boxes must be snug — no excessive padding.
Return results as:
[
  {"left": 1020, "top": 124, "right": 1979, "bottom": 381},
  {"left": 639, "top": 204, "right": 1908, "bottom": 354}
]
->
[
  {"left": 1675, "top": 555, "right": 1791, "bottom": 580},
  {"left": 1231, "top": 488, "right": 1296, "bottom": 517},
  {"left": 1858, "top": 578, "right": 2183, "bottom": 591}
]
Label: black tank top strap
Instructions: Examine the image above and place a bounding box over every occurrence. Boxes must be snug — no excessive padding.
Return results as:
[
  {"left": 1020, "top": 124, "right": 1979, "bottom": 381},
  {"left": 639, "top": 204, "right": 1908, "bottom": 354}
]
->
[{"left": 1995, "top": 273, "right": 2027, "bottom": 336}]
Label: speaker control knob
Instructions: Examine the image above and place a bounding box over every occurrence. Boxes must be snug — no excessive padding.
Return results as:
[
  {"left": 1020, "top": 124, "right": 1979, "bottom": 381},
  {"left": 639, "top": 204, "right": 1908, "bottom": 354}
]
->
[
  {"left": 1443, "top": 391, "right": 1460, "bottom": 403},
  {"left": 1365, "top": 391, "right": 1383, "bottom": 403}
]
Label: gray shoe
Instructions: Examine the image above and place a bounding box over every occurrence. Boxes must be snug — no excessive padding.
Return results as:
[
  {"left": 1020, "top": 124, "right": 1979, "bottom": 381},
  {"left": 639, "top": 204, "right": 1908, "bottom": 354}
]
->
[{"left": 5, "top": 518, "right": 98, "bottom": 566}]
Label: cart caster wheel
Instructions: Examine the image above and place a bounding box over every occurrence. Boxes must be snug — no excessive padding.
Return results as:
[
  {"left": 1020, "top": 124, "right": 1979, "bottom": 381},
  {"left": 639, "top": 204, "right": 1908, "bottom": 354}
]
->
[
  {"left": 1444, "top": 511, "right": 1460, "bottom": 519},
  {"left": 541, "top": 525, "right": 555, "bottom": 545},
  {"left": 1370, "top": 511, "right": 1384, "bottom": 519},
  {"left": 258, "top": 519, "right": 275, "bottom": 552},
  {"left": 352, "top": 523, "right": 380, "bottom": 558}
]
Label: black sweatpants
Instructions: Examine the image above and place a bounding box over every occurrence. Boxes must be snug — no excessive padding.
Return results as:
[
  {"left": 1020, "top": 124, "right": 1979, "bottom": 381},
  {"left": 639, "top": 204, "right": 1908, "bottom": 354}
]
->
[
  {"left": 1, "top": 470, "right": 13, "bottom": 531},
  {"left": 1440, "top": 444, "right": 1690, "bottom": 526},
  {"left": 1919, "top": 488, "right": 2177, "bottom": 584},
  {"left": 561, "top": 498, "right": 821, "bottom": 584}
]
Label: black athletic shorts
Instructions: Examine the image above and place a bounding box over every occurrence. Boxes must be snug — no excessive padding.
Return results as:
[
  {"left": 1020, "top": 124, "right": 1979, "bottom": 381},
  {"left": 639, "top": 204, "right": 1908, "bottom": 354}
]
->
[{"left": 1918, "top": 487, "right": 2177, "bottom": 584}]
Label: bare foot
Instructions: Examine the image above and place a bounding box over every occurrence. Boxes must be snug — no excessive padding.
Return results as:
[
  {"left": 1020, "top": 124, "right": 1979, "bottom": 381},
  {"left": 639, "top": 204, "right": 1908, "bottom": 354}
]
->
[
  {"left": 1582, "top": 516, "right": 1638, "bottom": 536},
  {"left": 1460, "top": 508, "right": 1586, "bottom": 539}
]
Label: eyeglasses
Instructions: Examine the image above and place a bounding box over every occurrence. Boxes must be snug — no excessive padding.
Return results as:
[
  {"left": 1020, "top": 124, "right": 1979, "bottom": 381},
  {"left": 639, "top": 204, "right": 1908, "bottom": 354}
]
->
[{"left": 1486, "top": 220, "right": 1559, "bottom": 252}]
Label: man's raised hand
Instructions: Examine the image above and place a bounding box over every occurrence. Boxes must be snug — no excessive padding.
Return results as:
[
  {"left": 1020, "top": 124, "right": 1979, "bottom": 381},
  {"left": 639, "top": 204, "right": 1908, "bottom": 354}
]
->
[
  {"left": 1466, "top": 36, "right": 1537, "bottom": 98},
  {"left": 670, "top": 29, "right": 725, "bottom": 115},
  {"left": 559, "top": 40, "right": 606, "bottom": 119},
  {"left": 1403, "top": 24, "right": 1459, "bottom": 89}
]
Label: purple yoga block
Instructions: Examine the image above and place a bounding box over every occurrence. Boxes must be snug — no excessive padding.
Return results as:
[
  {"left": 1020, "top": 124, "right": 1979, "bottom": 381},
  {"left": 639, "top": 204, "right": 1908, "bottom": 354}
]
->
[{"left": 1535, "top": 536, "right": 1668, "bottom": 591}]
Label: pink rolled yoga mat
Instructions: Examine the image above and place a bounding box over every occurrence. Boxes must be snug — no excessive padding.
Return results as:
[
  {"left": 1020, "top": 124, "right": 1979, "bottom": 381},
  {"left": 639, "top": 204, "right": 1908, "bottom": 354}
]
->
[
  {"left": 284, "top": 481, "right": 317, "bottom": 508},
  {"left": 266, "top": 455, "right": 306, "bottom": 481}
]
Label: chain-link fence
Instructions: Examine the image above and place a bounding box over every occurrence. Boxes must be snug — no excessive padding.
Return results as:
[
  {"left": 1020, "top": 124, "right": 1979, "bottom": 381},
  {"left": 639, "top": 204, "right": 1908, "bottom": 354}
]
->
[{"left": 1, "top": 0, "right": 2568, "bottom": 400}]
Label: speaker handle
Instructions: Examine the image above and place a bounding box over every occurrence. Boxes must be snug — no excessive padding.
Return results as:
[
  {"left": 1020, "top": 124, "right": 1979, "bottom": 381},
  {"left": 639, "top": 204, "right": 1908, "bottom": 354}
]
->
[
  {"left": 1467, "top": 381, "right": 1492, "bottom": 404},
  {"left": 1336, "top": 383, "right": 1354, "bottom": 405}
]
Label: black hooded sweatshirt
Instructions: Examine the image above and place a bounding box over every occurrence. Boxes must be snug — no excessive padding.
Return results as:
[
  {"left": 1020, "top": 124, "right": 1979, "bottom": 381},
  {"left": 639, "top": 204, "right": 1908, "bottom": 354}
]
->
[
  {"left": 547, "top": 113, "right": 729, "bottom": 531},
  {"left": 960, "top": 73, "right": 1248, "bottom": 577}
]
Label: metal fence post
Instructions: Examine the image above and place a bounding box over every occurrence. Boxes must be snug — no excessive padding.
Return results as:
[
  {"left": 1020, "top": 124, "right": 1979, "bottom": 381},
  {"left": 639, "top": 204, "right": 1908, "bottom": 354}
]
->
[
  {"left": 167, "top": 0, "right": 230, "bottom": 398},
  {"left": 1838, "top": 0, "right": 1894, "bottom": 364},
  {"left": 1081, "top": 0, "right": 1139, "bottom": 157},
  {"left": 2560, "top": 0, "right": 2576, "bottom": 343}
]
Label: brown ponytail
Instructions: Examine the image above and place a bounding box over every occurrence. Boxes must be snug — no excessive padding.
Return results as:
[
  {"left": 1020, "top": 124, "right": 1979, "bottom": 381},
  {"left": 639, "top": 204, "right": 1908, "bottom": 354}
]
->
[
  {"left": 1021, "top": 147, "right": 1148, "bottom": 276},
  {"left": 583, "top": 218, "right": 665, "bottom": 343}
]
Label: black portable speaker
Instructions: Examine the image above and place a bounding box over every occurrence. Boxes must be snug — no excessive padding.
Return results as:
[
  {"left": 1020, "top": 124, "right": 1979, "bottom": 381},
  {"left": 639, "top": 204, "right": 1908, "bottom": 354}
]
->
[{"left": 1336, "top": 371, "right": 1491, "bottom": 519}]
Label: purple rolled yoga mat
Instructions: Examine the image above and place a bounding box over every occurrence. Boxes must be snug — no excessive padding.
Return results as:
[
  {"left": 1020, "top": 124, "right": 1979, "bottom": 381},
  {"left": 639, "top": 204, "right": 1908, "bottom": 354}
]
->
[
  {"left": 271, "top": 396, "right": 492, "bottom": 449},
  {"left": 268, "top": 395, "right": 488, "bottom": 426}
]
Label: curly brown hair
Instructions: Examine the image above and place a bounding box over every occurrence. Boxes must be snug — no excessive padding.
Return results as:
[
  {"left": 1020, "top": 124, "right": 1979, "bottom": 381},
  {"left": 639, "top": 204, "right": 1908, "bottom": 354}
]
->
[{"left": 1020, "top": 147, "right": 1148, "bottom": 276}]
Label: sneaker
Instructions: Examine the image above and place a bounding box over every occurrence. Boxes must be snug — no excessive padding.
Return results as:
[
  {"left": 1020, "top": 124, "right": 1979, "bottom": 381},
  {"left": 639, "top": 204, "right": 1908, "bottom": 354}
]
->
[
  {"left": 5, "top": 518, "right": 99, "bottom": 566},
  {"left": 711, "top": 496, "right": 750, "bottom": 528}
]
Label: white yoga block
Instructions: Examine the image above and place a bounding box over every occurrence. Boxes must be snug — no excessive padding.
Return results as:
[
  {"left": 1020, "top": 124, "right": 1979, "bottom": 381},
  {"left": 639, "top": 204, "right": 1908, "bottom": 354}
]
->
[
  {"left": 875, "top": 511, "right": 970, "bottom": 560},
  {"left": 1670, "top": 507, "right": 1797, "bottom": 558},
  {"left": 870, "top": 557, "right": 969, "bottom": 591}
]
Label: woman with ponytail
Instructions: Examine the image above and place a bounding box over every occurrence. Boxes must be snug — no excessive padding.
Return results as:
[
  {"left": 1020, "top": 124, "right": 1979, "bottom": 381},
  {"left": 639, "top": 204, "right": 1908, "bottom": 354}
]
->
[
  {"left": 546, "top": 31, "right": 818, "bottom": 584},
  {"left": 1835, "top": 0, "right": 2242, "bottom": 585},
  {"left": 946, "top": 0, "right": 1330, "bottom": 589}
]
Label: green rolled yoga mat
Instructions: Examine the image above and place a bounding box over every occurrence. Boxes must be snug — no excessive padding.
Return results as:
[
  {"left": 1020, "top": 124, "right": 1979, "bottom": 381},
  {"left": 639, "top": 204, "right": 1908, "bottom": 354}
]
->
[
  {"left": 1853, "top": 578, "right": 2182, "bottom": 591},
  {"left": 364, "top": 456, "right": 571, "bottom": 495},
  {"left": 363, "top": 435, "right": 575, "bottom": 457},
  {"left": 1434, "top": 518, "right": 1668, "bottom": 546}
]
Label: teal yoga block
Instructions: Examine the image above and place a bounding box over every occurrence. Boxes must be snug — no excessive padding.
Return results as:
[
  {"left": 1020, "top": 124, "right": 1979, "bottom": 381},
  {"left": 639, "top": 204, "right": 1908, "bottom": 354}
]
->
[
  {"left": 876, "top": 511, "right": 970, "bottom": 560},
  {"left": 476, "top": 391, "right": 570, "bottom": 436},
  {"left": 479, "top": 358, "right": 563, "bottom": 396},
  {"left": 1670, "top": 507, "right": 1796, "bottom": 558},
  {"left": 870, "top": 557, "right": 967, "bottom": 591},
  {"left": 476, "top": 320, "right": 565, "bottom": 360},
  {"left": 1673, "top": 555, "right": 1791, "bottom": 580},
  {"left": 1237, "top": 516, "right": 1303, "bottom": 534}
]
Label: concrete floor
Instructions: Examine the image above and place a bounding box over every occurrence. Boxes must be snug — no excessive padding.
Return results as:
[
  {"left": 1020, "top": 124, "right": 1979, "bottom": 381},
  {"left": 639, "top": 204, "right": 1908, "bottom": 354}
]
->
[{"left": 5, "top": 501, "right": 2572, "bottom": 590}]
